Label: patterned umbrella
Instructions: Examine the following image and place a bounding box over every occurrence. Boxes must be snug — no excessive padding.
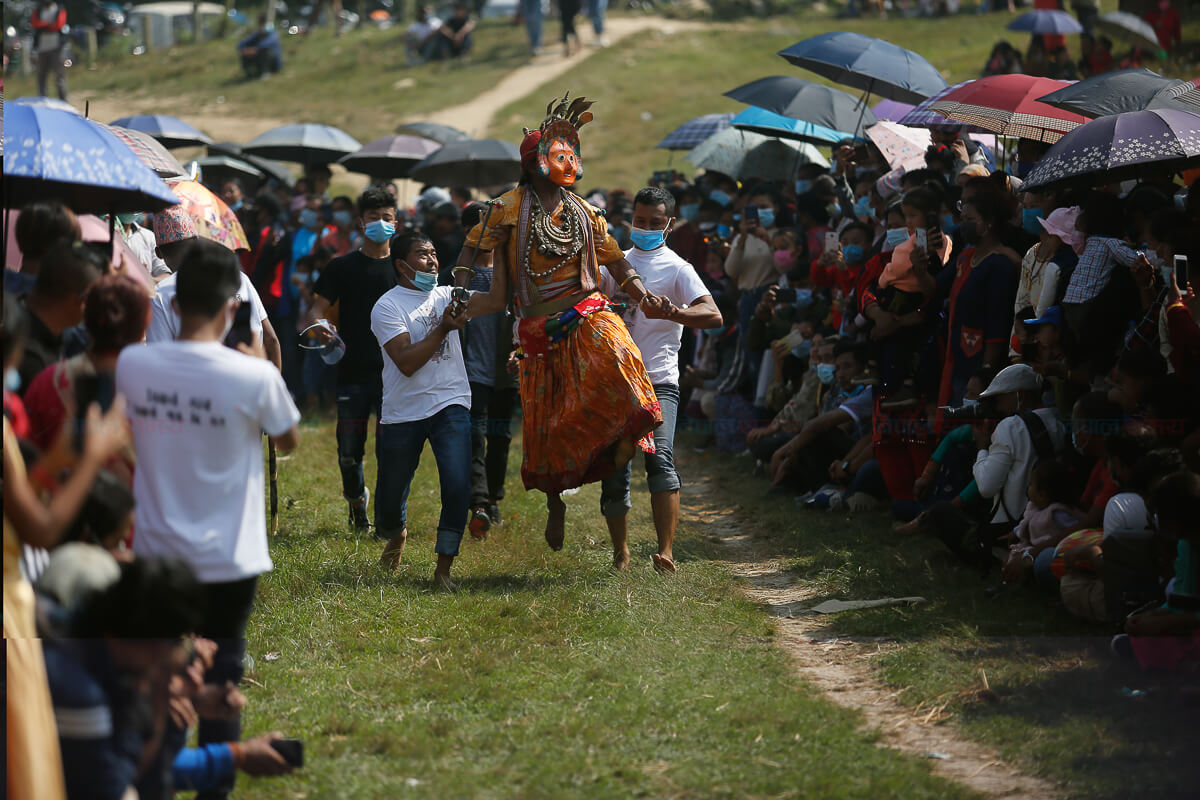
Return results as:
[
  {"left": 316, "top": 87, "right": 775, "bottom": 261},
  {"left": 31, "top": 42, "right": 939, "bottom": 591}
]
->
[
  {"left": 1096, "top": 11, "right": 1163, "bottom": 53},
  {"left": 1022, "top": 109, "right": 1200, "bottom": 191},
  {"left": 337, "top": 135, "right": 442, "bottom": 179},
  {"left": 1007, "top": 9, "right": 1083, "bottom": 34},
  {"left": 1149, "top": 78, "right": 1200, "bottom": 114},
  {"left": 656, "top": 113, "right": 736, "bottom": 151},
  {"left": 167, "top": 179, "right": 250, "bottom": 251},
  {"left": 777, "top": 32, "right": 948, "bottom": 105},
  {"left": 243, "top": 124, "right": 362, "bottom": 166},
  {"left": 1036, "top": 68, "right": 1184, "bottom": 119},
  {"left": 926, "top": 74, "right": 1088, "bottom": 143},
  {"left": 897, "top": 80, "right": 997, "bottom": 133},
  {"left": 866, "top": 121, "right": 932, "bottom": 172},
  {"left": 685, "top": 127, "right": 827, "bottom": 178},
  {"left": 10, "top": 96, "right": 81, "bottom": 115},
  {"left": 730, "top": 106, "right": 852, "bottom": 146},
  {"left": 109, "top": 114, "right": 214, "bottom": 149},
  {"left": 101, "top": 124, "right": 187, "bottom": 179}
]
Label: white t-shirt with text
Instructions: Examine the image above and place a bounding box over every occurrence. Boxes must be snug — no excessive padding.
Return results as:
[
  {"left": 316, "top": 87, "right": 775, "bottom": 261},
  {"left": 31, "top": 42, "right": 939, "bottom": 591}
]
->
[
  {"left": 146, "top": 271, "right": 269, "bottom": 344},
  {"left": 370, "top": 286, "right": 470, "bottom": 424},
  {"left": 600, "top": 244, "right": 710, "bottom": 386},
  {"left": 116, "top": 341, "right": 300, "bottom": 583}
]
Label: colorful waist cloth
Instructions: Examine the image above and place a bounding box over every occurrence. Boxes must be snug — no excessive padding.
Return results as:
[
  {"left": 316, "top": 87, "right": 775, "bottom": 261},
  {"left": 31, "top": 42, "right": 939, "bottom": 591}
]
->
[{"left": 516, "top": 293, "right": 661, "bottom": 492}]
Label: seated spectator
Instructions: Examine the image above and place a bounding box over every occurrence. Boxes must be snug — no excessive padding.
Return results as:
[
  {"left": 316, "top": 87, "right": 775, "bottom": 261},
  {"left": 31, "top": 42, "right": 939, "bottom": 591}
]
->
[
  {"left": 405, "top": 4, "right": 442, "bottom": 64},
  {"left": 7, "top": 200, "right": 81, "bottom": 299},
  {"left": 1002, "top": 458, "right": 1084, "bottom": 588},
  {"left": 238, "top": 15, "right": 282, "bottom": 79},
  {"left": 431, "top": 3, "right": 475, "bottom": 62},
  {"left": 981, "top": 40, "right": 1023, "bottom": 75},
  {"left": 1109, "top": 347, "right": 1168, "bottom": 416},
  {"left": 746, "top": 334, "right": 831, "bottom": 463},
  {"left": 1069, "top": 391, "right": 1124, "bottom": 528}
]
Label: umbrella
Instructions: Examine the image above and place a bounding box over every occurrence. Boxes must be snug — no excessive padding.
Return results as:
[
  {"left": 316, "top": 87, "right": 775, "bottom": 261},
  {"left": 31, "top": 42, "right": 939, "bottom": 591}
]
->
[
  {"left": 866, "top": 121, "right": 932, "bottom": 172},
  {"left": 656, "top": 113, "right": 736, "bottom": 151},
  {"left": 686, "top": 127, "right": 828, "bottom": 178},
  {"left": 1007, "top": 9, "right": 1083, "bottom": 35},
  {"left": 1149, "top": 78, "right": 1200, "bottom": 114},
  {"left": 730, "top": 106, "right": 854, "bottom": 146},
  {"left": 871, "top": 98, "right": 915, "bottom": 122},
  {"left": 778, "top": 32, "right": 947, "bottom": 105},
  {"left": 109, "top": 114, "right": 213, "bottom": 149},
  {"left": 1036, "top": 68, "right": 1185, "bottom": 119},
  {"left": 194, "top": 155, "right": 267, "bottom": 187},
  {"left": 10, "top": 96, "right": 81, "bottom": 115},
  {"left": 1096, "top": 11, "right": 1163, "bottom": 54},
  {"left": 101, "top": 124, "right": 188, "bottom": 179},
  {"left": 897, "top": 80, "right": 998, "bottom": 133},
  {"left": 243, "top": 124, "right": 362, "bottom": 166},
  {"left": 4, "top": 104, "right": 180, "bottom": 214},
  {"left": 1022, "top": 109, "right": 1200, "bottom": 191},
  {"left": 725, "top": 76, "right": 877, "bottom": 134},
  {"left": 5, "top": 210, "right": 152, "bottom": 288},
  {"left": 207, "top": 142, "right": 295, "bottom": 186},
  {"left": 739, "top": 139, "right": 827, "bottom": 181},
  {"left": 337, "top": 135, "right": 442, "bottom": 180},
  {"left": 167, "top": 180, "right": 250, "bottom": 251},
  {"left": 408, "top": 139, "right": 522, "bottom": 188},
  {"left": 926, "top": 74, "right": 1088, "bottom": 143},
  {"left": 394, "top": 121, "right": 470, "bottom": 144}
]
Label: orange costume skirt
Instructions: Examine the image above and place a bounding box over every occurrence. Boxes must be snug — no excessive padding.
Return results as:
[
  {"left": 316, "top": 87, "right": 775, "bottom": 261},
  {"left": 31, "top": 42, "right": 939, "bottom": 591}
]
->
[{"left": 516, "top": 293, "right": 662, "bottom": 493}]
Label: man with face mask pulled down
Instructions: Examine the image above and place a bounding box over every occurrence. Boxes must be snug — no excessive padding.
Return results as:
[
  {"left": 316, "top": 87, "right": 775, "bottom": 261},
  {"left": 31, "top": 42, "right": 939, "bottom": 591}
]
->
[{"left": 453, "top": 93, "right": 668, "bottom": 557}]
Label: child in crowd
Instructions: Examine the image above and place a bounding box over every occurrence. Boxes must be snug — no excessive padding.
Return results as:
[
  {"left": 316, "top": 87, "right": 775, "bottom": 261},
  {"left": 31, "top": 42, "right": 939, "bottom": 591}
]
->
[{"left": 1002, "top": 459, "right": 1084, "bottom": 587}]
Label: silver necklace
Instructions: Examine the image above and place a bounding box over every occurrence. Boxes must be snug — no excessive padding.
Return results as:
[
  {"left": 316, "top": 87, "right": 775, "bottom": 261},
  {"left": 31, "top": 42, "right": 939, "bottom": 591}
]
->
[{"left": 525, "top": 189, "right": 584, "bottom": 279}]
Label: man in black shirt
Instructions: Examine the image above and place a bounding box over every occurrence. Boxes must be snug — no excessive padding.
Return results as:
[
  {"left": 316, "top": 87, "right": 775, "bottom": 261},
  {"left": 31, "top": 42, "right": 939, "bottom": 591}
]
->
[
  {"left": 432, "top": 3, "right": 475, "bottom": 61},
  {"left": 311, "top": 188, "right": 399, "bottom": 530}
]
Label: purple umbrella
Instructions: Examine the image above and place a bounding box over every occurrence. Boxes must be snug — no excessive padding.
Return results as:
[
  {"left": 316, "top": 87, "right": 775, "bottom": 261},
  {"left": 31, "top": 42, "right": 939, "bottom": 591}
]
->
[
  {"left": 1022, "top": 108, "right": 1200, "bottom": 191},
  {"left": 871, "top": 98, "right": 915, "bottom": 122}
]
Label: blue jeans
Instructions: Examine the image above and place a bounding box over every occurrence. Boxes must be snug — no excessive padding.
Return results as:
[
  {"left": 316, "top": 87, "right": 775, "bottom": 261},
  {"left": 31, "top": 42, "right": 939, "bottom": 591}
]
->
[
  {"left": 522, "top": 0, "right": 543, "bottom": 49},
  {"left": 585, "top": 0, "right": 605, "bottom": 35},
  {"left": 374, "top": 404, "right": 472, "bottom": 556},
  {"left": 600, "top": 384, "right": 681, "bottom": 518},
  {"left": 336, "top": 382, "right": 382, "bottom": 501}
]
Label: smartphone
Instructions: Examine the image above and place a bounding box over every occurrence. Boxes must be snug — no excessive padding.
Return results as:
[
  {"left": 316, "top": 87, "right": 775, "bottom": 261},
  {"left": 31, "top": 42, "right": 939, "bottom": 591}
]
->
[
  {"left": 270, "top": 738, "right": 304, "bottom": 768},
  {"left": 914, "top": 228, "right": 928, "bottom": 251},
  {"left": 926, "top": 213, "right": 943, "bottom": 252},
  {"left": 824, "top": 230, "right": 839, "bottom": 252},
  {"left": 224, "top": 303, "right": 254, "bottom": 350},
  {"left": 743, "top": 205, "right": 760, "bottom": 226},
  {"left": 774, "top": 287, "right": 797, "bottom": 304},
  {"left": 1175, "top": 254, "right": 1189, "bottom": 289},
  {"left": 73, "top": 373, "right": 116, "bottom": 453},
  {"left": 652, "top": 169, "right": 672, "bottom": 185}
]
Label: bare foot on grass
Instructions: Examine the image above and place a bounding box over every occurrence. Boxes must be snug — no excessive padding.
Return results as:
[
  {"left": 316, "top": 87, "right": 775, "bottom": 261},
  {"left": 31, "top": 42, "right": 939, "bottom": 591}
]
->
[
  {"left": 433, "top": 572, "right": 459, "bottom": 592},
  {"left": 612, "top": 547, "right": 630, "bottom": 571}
]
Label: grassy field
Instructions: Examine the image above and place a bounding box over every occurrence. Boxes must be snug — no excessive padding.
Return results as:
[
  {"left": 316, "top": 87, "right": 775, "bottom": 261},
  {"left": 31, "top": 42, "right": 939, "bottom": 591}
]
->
[
  {"left": 236, "top": 420, "right": 974, "bottom": 799},
  {"left": 687, "top": 441, "right": 1199, "bottom": 800}
]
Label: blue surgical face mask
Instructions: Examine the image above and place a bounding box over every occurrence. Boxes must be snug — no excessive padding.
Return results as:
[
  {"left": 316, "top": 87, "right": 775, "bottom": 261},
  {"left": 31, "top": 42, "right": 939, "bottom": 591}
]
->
[
  {"left": 333, "top": 210, "right": 353, "bottom": 227},
  {"left": 4, "top": 367, "right": 20, "bottom": 393},
  {"left": 703, "top": 325, "right": 726, "bottom": 338},
  {"left": 716, "top": 224, "right": 732, "bottom": 238},
  {"left": 229, "top": 200, "right": 243, "bottom": 212},
  {"left": 630, "top": 225, "right": 668, "bottom": 251},
  {"left": 299, "top": 208, "right": 320, "bottom": 230},
  {"left": 941, "top": 214, "right": 958, "bottom": 234},
  {"left": 816, "top": 362, "right": 836, "bottom": 385},
  {"left": 791, "top": 339, "right": 812, "bottom": 360},
  {"left": 854, "top": 195, "right": 873, "bottom": 219},
  {"left": 843, "top": 244, "right": 864, "bottom": 264},
  {"left": 402, "top": 261, "right": 437, "bottom": 292},
  {"left": 364, "top": 219, "right": 395, "bottom": 244},
  {"left": 1021, "top": 207, "right": 1044, "bottom": 235},
  {"left": 709, "top": 189, "right": 732, "bottom": 208},
  {"left": 885, "top": 228, "right": 909, "bottom": 248},
  {"left": 794, "top": 179, "right": 812, "bottom": 195},
  {"left": 679, "top": 203, "right": 700, "bottom": 223},
  {"left": 794, "top": 287, "right": 814, "bottom": 309},
  {"left": 758, "top": 207, "right": 776, "bottom": 229}
]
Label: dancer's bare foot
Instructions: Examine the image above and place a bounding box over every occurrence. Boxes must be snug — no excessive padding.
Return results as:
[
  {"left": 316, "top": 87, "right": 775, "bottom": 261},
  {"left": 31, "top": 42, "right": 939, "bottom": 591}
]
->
[
  {"left": 379, "top": 531, "right": 407, "bottom": 571},
  {"left": 545, "top": 492, "right": 566, "bottom": 551},
  {"left": 651, "top": 553, "right": 676, "bottom": 574},
  {"left": 433, "top": 571, "right": 459, "bottom": 592},
  {"left": 612, "top": 547, "right": 630, "bottom": 571}
]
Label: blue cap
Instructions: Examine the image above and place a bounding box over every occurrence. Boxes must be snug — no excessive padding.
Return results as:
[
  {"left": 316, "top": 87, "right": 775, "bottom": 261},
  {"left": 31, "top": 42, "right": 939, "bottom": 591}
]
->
[{"left": 1023, "top": 305, "right": 1063, "bottom": 328}]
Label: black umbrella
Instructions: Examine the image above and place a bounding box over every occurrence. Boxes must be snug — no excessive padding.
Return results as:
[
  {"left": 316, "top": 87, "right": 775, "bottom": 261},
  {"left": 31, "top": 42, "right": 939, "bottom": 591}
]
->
[
  {"left": 778, "top": 32, "right": 948, "bottom": 105},
  {"left": 207, "top": 142, "right": 295, "bottom": 186},
  {"left": 1036, "top": 68, "right": 1187, "bottom": 119},
  {"left": 338, "top": 135, "right": 442, "bottom": 180},
  {"left": 394, "top": 121, "right": 470, "bottom": 145},
  {"left": 725, "top": 76, "right": 877, "bottom": 135},
  {"left": 242, "top": 123, "right": 362, "bottom": 166},
  {"left": 195, "top": 155, "right": 267, "bottom": 186},
  {"left": 408, "top": 139, "right": 522, "bottom": 188}
]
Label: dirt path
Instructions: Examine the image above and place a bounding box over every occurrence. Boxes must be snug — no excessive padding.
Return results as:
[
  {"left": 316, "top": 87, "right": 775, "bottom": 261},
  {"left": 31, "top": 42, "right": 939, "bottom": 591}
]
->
[{"left": 679, "top": 470, "right": 1060, "bottom": 800}]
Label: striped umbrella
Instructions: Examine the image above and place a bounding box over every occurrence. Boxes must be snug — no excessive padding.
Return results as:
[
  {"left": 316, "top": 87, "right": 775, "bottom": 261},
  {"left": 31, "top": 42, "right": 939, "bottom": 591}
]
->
[
  {"left": 926, "top": 74, "right": 1087, "bottom": 143},
  {"left": 167, "top": 179, "right": 250, "bottom": 251},
  {"left": 100, "top": 124, "right": 187, "bottom": 179},
  {"left": 656, "top": 113, "right": 736, "bottom": 151},
  {"left": 897, "top": 81, "right": 996, "bottom": 133}
]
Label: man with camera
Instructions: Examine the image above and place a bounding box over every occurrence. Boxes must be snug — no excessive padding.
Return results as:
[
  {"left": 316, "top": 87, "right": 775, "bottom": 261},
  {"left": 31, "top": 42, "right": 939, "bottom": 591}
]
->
[{"left": 969, "top": 364, "right": 1065, "bottom": 552}]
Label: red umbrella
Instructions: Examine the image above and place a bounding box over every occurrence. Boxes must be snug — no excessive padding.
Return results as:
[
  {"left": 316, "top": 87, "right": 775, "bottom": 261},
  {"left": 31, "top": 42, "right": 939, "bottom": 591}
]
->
[{"left": 927, "top": 75, "right": 1089, "bottom": 143}]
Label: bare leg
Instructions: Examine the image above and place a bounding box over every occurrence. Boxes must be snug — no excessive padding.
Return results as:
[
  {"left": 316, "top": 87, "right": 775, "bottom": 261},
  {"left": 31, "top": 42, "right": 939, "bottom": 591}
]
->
[
  {"left": 649, "top": 490, "right": 679, "bottom": 574},
  {"left": 379, "top": 529, "right": 408, "bottom": 570},
  {"left": 433, "top": 553, "right": 457, "bottom": 591},
  {"left": 545, "top": 491, "right": 566, "bottom": 550},
  {"left": 605, "top": 514, "right": 630, "bottom": 571}
]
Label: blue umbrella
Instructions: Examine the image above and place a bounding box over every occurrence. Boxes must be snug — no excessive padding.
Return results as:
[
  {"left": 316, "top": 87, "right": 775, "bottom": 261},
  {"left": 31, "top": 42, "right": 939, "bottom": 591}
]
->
[
  {"left": 4, "top": 105, "right": 180, "bottom": 214},
  {"left": 656, "top": 113, "right": 735, "bottom": 151},
  {"left": 730, "top": 106, "right": 855, "bottom": 146},
  {"left": 778, "top": 32, "right": 947, "bottom": 105},
  {"left": 109, "top": 114, "right": 213, "bottom": 149},
  {"left": 1007, "top": 9, "right": 1083, "bottom": 35},
  {"left": 10, "top": 95, "right": 82, "bottom": 115},
  {"left": 1022, "top": 109, "right": 1200, "bottom": 191},
  {"left": 243, "top": 123, "right": 362, "bottom": 166}
]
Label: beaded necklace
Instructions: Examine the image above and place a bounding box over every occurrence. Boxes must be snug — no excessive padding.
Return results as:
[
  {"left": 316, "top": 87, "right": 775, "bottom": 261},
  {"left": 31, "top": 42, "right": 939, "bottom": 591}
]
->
[{"left": 524, "top": 188, "right": 585, "bottom": 279}]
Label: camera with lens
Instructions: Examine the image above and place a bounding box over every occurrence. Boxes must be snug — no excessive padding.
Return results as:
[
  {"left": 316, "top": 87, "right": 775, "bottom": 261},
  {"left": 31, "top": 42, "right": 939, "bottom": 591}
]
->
[{"left": 939, "top": 398, "right": 998, "bottom": 423}]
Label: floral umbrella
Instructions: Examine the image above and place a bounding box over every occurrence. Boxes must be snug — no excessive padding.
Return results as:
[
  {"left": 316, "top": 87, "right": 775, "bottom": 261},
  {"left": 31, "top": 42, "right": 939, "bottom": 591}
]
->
[
  {"left": 167, "top": 179, "right": 249, "bottom": 251},
  {"left": 865, "top": 120, "right": 932, "bottom": 172}
]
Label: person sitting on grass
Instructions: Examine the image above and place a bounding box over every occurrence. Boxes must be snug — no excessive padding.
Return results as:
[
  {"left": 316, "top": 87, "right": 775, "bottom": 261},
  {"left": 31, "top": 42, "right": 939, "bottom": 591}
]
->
[
  {"left": 745, "top": 334, "right": 833, "bottom": 464},
  {"left": 1001, "top": 458, "right": 1084, "bottom": 589},
  {"left": 431, "top": 3, "right": 475, "bottom": 63},
  {"left": 237, "top": 14, "right": 282, "bottom": 80},
  {"left": 404, "top": 4, "right": 442, "bottom": 65}
]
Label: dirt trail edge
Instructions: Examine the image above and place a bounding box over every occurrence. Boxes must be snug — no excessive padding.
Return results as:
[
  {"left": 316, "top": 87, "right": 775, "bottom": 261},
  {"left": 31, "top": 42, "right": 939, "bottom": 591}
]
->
[{"left": 680, "top": 469, "right": 1059, "bottom": 800}]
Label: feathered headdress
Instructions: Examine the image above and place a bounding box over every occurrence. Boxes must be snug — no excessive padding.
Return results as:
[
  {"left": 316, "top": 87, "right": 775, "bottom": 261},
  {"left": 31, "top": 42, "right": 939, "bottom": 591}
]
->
[{"left": 520, "top": 92, "right": 594, "bottom": 179}]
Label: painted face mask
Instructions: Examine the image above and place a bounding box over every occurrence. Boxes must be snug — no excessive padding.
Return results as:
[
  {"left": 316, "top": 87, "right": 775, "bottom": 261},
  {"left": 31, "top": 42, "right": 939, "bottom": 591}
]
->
[
  {"left": 816, "top": 363, "right": 836, "bottom": 385},
  {"left": 542, "top": 137, "right": 581, "bottom": 187}
]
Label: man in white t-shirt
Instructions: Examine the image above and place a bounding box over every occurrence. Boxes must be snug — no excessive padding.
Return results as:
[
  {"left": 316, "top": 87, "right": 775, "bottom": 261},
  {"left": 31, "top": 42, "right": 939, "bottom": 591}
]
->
[
  {"left": 599, "top": 187, "right": 723, "bottom": 573},
  {"left": 116, "top": 239, "right": 300, "bottom": 796},
  {"left": 369, "top": 230, "right": 507, "bottom": 590}
]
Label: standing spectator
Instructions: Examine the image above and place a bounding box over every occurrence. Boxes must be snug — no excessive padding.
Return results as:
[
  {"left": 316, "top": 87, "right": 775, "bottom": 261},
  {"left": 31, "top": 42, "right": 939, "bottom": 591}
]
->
[
  {"left": 7, "top": 200, "right": 81, "bottom": 299},
  {"left": 429, "top": 201, "right": 466, "bottom": 279},
  {"left": 1071, "top": 0, "right": 1099, "bottom": 35},
  {"left": 321, "top": 195, "right": 360, "bottom": 257},
  {"left": 558, "top": 0, "right": 581, "bottom": 55},
  {"left": 432, "top": 3, "right": 475, "bottom": 62},
  {"left": 237, "top": 15, "right": 283, "bottom": 80},
  {"left": 521, "top": 0, "right": 544, "bottom": 55},
  {"left": 405, "top": 6, "right": 442, "bottom": 65},
  {"left": 31, "top": 0, "right": 67, "bottom": 99},
  {"left": 1144, "top": 0, "right": 1182, "bottom": 52},
  {"left": 117, "top": 212, "right": 170, "bottom": 281},
  {"left": 725, "top": 186, "right": 784, "bottom": 371},
  {"left": 585, "top": 0, "right": 608, "bottom": 46},
  {"left": 115, "top": 240, "right": 300, "bottom": 800},
  {"left": 219, "top": 179, "right": 244, "bottom": 212},
  {"left": 311, "top": 187, "right": 399, "bottom": 530}
]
